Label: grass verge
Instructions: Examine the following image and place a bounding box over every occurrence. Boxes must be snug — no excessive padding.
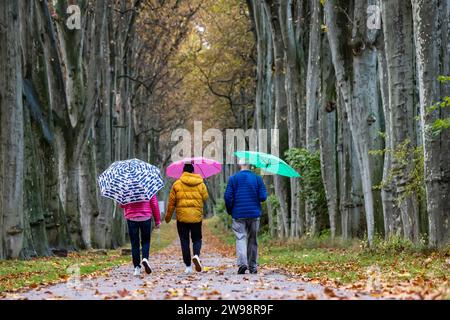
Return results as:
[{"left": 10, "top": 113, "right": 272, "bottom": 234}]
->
[{"left": 0, "top": 222, "right": 178, "bottom": 294}]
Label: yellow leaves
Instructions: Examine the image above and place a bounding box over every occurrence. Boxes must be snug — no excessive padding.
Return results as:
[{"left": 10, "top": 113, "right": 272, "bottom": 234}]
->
[
  {"left": 165, "top": 287, "right": 186, "bottom": 298},
  {"left": 199, "top": 282, "right": 210, "bottom": 290},
  {"left": 321, "top": 24, "right": 328, "bottom": 33},
  {"left": 397, "top": 272, "right": 412, "bottom": 278}
]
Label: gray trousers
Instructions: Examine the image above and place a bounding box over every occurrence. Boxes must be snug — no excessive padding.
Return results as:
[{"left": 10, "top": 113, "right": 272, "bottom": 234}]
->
[{"left": 232, "top": 218, "right": 260, "bottom": 270}]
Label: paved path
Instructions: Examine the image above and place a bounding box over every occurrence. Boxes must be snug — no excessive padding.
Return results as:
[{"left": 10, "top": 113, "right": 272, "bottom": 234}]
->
[{"left": 2, "top": 240, "right": 374, "bottom": 300}]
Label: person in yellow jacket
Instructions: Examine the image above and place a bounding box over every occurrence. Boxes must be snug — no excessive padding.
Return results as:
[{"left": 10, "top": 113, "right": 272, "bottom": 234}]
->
[{"left": 165, "top": 163, "right": 209, "bottom": 273}]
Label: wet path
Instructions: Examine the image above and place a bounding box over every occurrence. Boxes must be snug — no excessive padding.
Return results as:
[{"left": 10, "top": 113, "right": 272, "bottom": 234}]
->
[{"left": 2, "top": 240, "right": 374, "bottom": 300}]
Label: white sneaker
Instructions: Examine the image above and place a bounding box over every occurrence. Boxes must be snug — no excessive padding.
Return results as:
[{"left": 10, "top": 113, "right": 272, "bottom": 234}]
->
[
  {"left": 141, "top": 258, "right": 152, "bottom": 274},
  {"left": 133, "top": 266, "right": 141, "bottom": 277},
  {"left": 184, "top": 266, "right": 193, "bottom": 274},
  {"left": 192, "top": 255, "right": 202, "bottom": 272}
]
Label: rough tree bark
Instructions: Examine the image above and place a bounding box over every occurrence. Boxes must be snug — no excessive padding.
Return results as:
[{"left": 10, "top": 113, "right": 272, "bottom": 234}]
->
[
  {"left": 376, "top": 39, "right": 401, "bottom": 239},
  {"left": 264, "top": 0, "right": 290, "bottom": 238},
  {"left": 279, "top": 0, "right": 301, "bottom": 238},
  {"left": 412, "top": 0, "right": 450, "bottom": 248},
  {"left": 305, "top": 0, "right": 321, "bottom": 235},
  {"left": 325, "top": 0, "right": 380, "bottom": 245},
  {"left": 319, "top": 34, "right": 339, "bottom": 239},
  {"left": 249, "top": 0, "right": 276, "bottom": 237},
  {"left": 306, "top": 0, "right": 320, "bottom": 153},
  {"left": 381, "top": 0, "right": 420, "bottom": 242},
  {"left": 0, "top": 0, "right": 25, "bottom": 259},
  {"left": 34, "top": 0, "right": 72, "bottom": 249}
]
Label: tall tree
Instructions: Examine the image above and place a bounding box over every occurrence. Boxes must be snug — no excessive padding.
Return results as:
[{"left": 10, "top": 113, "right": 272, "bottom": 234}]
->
[
  {"left": 264, "top": 0, "right": 291, "bottom": 238},
  {"left": 248, "top": 0, "right": 276, "bottom": 237},
  {"left": 376, "top": 34, "right": 400, "bottom": 239},
  {"left": 279, "top": 0, "right": 301, "bottom": 238},
  {"left": 412, "top": 0, "right": 450, "bottom": 247},
  {"left": 0, "top": 0, "right": 24, "bottom": 259},
  {"left": 325, "top": 0, "right": 382, "bottom": 245},
  {"left": 381, "top": 0, "right": 420, "bottom": 242},
  {"left": 318, "top": 34, "right": 338, "bottom": 239},
  {"left": 305, "top": 0, "right": 321, "bottom": 235}
]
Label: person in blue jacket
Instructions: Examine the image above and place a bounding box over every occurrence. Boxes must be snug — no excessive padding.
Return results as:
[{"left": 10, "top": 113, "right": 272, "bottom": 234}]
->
[{"left": 224, "top": 163, "right": 267, "bottom": 274}]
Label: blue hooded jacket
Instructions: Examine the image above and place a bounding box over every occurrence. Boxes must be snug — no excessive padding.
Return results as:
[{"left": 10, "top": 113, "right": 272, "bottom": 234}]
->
[{"left": 224, "top": 170, "right": 267, "bottom": 219}]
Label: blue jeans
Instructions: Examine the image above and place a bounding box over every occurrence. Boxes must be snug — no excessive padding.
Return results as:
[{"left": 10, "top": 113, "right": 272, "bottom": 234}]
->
[
  {"left": 177, "top": 221, "right": 202, "bottom": 267},
  {"left": 127, "top": 219, "right": 152, "bottom": 268}
]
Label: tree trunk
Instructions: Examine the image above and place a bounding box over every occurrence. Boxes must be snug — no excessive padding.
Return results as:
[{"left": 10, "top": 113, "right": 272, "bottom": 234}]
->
[
  {"left": 325, "top": 0, "right": 378, "bottom": 245},
  {"left": 377, "top": 43, "right": 401, "bottom": 238},
  {"left": 93, "top": 2, "right": 114, "bottom": 249},
  {"left": 23, "top": 103, "right": 51, "bottom": 257},
  {"left": 34, "top": 0, "right": 72, "bottom": 249},
  {"left": 264, "top": 0, "right": 290, "bottom": 238},
  {"left": 250, "top": 0, "right": 277, "bottom": 238},
  {"left": 381, "top": 0, "right": 420, "bottom": 242},
  {"left": 279, "top": 0, "right": 301, "bottom": 238},
  {"left": 306, "top": 0, "right": 320, "bottom": 153},
  {"left": 336, "top": 87, "right": 363, "bottom": 239},
  {"left": 79, "top": 143, "right": 99, "bottom": 249},
  {"left": 319, "top": 35, "right": 339, "bottom": 239},
  {"left": 412, "top": 0, "right": 450, "bottom": 248},
  {"left": 0, "top": 0, "right": 25, "bottom": 259},
  {"left": 294, "top": 1, "right": 308, "bottom": 238}
]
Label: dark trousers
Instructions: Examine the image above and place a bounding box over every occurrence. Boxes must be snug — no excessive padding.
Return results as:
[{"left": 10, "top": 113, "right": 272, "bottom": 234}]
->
[
  {"left": 177, "top": 221, "right": 202, "bottom": 267},
  {"left": 127, "top": 219, "right": 152, "bottom": 268}
]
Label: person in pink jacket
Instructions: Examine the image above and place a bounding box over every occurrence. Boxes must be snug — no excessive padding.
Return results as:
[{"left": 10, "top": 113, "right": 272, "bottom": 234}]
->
[{"left": 120, "top": 195, "right": 161, "bottom": 277}]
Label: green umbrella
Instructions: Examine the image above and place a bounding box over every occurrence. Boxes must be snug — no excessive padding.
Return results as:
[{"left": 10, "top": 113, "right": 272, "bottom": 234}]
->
[{"left": 234, "top": 151, "right": 301, "bottom": 178}]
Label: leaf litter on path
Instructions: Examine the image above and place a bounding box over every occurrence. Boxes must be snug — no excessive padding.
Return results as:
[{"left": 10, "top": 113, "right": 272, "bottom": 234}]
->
[{"left": 1, "top": 226, "right": 417, "bottom": 300}]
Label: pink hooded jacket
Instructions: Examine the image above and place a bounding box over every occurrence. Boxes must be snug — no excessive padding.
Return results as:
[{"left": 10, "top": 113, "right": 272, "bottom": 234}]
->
[{"left": 120, "top": 196, "right": 161, "bottom": 224}]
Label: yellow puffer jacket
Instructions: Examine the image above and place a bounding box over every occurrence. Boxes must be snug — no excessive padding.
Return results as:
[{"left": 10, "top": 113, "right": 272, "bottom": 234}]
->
[{"left": 165, "top": 172, "right": 209, "bottom": 223}]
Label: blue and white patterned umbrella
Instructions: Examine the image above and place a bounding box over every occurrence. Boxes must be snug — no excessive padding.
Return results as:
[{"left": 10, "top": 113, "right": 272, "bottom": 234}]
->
[{"left": 98, "top": 159, "right": 164, "bottom": 205}]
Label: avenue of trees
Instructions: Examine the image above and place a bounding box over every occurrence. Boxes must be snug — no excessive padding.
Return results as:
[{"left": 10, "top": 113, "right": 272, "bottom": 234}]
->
[
  {"left": 0, "top": 0, "right": 448, "bottom": 259},
  {"left": 246, "top": 0, "right": 449, "bottom": 248},
  {"left": 0, "top": 0, "right": 201, "bottom": 259}
]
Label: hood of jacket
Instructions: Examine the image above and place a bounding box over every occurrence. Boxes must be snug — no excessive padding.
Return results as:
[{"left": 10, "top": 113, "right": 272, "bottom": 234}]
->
[{"left": 180, "top": 172, "right": 204, "bottom": 186}]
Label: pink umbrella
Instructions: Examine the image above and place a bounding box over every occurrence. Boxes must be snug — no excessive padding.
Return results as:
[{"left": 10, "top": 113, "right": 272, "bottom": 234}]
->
[{"left": 166, "top": 157, "right": 222, "bottom": 179}]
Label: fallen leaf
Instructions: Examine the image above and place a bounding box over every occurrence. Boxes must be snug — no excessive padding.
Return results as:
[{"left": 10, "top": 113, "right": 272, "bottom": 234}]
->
[
  {"left": 324, "top": 287, "right": 336, "bottom": 297},
  {"left": 117, "top": 288, "right": 130, "bottom": 297},
  {"left": 208, "top": 290, "right": 221, "bottom": 295}
]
